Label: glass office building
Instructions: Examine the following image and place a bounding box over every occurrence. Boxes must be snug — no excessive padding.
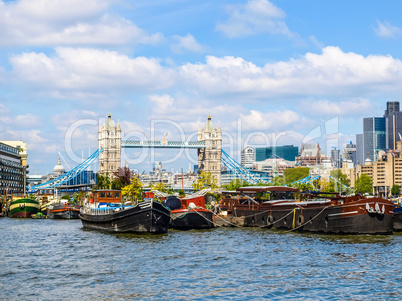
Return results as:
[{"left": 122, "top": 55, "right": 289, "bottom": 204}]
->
[
  {"left": 363, "top": 117, "right": 386, "bottom": 162},
  {"left": 255, "top": 145, "right": 298, "bottom": 162},
  {"left": 384, "top": 101, "right": 402, "bottom": 150}
]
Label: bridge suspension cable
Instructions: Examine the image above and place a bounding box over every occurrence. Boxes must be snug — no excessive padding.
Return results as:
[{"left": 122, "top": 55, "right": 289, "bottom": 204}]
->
[
  {"left": 221, "top": 150, "right": 266, "bottom": 185},
  {"left": 29, "top": 148, "right": 104, "bottom": 191}
]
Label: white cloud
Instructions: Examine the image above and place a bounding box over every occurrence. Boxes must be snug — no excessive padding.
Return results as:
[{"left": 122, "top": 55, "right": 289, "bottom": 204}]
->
[
  {"left": 149, "top": 94, "right": 175, "bottom": 113},
  {"left": 374, "top": 20, "right": 402, "bottom": 39},
  {"left": 171, "top": 34, "right": 207, "bottom": 54},
  {"left": 215, "top": 0, "right": 292, "bottom": 38},
  {"left": 236, "top": 109, "right": 303, "bottom": 131},
  {"left": 0, "top": 0, "right": 163, "bottom": 46},
  {"left": 10, "top": 48, "right": 175, "bottom": 92},
  {"left": 299, "top": 98, "right": 374, "bottom": 117},
  {"left": 180, "top": 46, "right": 402, "bottom": 98}
]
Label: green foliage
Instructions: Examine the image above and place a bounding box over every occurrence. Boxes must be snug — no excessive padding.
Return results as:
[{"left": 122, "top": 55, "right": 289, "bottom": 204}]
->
[
  {"left": 111, "top": 178, "right": 122, "bottom": 190},
  {"left": 150, "top": 182, "right": 174, "bottom": 194},
  {"left": 225, "top": 179, "right": 249, "bottom": 191},
  {"left": 283, "top": 167, "right": 310, "bottom": 184},
  {"left": 122, "top": 176, "right": 143, "bottom": 200},
  {"left": 271, "top": 176, "right": 285, "bottom": 186},
  {"left": 294, "top": 182, "right": 314, "bottom": 192},
  {"left": 391, "top": 184, "right": 400, "bottom": 196},
  {"left": 95, "top": 173, "right": 111, "bottom": 189},
  {"left": 192, "top": 171, "right": 219, "bottom": 191},
  {"left": 355, "top": 174, "right": 373, "bottom": 194},
  {"left": 330, "top": 169, "right": 350, "bottom": 188},
  {"left": 177, "top": 189, "right": 186, "bottom": 197},
  {"left": 318, "top": 178, "right": 335, "bottom": 192},
  {"left": 61, "top": 195, "right": 70, "bottom": 200}
]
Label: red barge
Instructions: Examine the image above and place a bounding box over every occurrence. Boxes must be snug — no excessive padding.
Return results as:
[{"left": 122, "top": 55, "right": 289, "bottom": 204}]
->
[
  {"left": 163, "top": 194, "right": 215, "bottom": 230},
  {"left": 220, "top": 186, "right": 394, "bottom": 234}
]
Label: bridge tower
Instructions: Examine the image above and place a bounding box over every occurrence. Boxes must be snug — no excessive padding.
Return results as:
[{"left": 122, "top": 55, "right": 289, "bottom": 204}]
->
[
  {"left": 197, "top": 114, "right": 222, "bottom": 186},
  {"left": 98, "top": 112, "right": 121, "bottom": 176}
]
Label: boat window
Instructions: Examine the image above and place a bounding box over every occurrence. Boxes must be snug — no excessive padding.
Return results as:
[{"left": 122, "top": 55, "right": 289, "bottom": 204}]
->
[
  {"left": 99, "top": 192, "right": 105, "bottom": 198},
  {"left": 107, "top": 192, "right": 113, "bottom": 198},
  {"left": 114, "top": 192, "right": 120, "bottom": 198}
]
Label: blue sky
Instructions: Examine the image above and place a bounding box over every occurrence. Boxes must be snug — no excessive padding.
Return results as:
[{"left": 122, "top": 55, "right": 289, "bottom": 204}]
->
[{"left": 1, "top": 0, "right": 402, "bottom": 175}]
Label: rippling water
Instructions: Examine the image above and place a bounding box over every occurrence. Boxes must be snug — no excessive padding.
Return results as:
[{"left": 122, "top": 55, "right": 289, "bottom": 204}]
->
[{"left": 0, "top": 217, "right": 401, "bottom": 300}]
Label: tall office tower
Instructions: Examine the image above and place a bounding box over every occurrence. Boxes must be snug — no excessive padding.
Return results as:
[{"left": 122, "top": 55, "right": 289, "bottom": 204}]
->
[
  {"left": 384, "top": 101, "right": 402, "bottom": 150},
  {"left": 356, "top": 134, "right": 364, "bottom": 165},
  {"left": 363, "top": 117, "right": 386, "bottom": 162},
  {"left": 331, "top": 148, "right": 340, "bottom": 168},
  {"left": 342, "top": 141, "right": 357, "bottom": 166},
  {"left": 240, "top": 146, "right": 255, "bottom": 169}
]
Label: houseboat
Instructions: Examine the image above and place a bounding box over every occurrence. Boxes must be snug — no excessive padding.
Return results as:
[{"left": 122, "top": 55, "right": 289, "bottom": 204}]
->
[
  {"left": 8, "top": 197, "right": 40, "bottom": 218},
  {"left": 220, "top": 186, "right": 394, "bottom": 234},
  {"left": 164, "top": 194, "right": 215, "bottom": 230},
  {"left": 79, "top": 190, "right": 171, "bottom": 234}
]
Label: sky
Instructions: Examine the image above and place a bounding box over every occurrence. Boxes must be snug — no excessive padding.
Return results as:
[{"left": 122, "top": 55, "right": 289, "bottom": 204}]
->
[{"left": 1, "top": 0, "right": 402, "bottom": 175}]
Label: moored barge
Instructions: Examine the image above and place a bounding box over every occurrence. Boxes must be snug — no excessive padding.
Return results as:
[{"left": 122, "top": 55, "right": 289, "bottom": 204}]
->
[
  {"left": 8, "top": 198, "right": 40, "bottom": 218},
  {"left": 221, "top": 186, "right": 394, "bottom": 234},
  {"left": 164, "top": 195, "right": 215, "bottom": 230},
  {"left": 79, "top": 190, "right": 171, "bottom": 234},
  {"left": 47, "top": 203, "right": 80, "bottom": 219}
]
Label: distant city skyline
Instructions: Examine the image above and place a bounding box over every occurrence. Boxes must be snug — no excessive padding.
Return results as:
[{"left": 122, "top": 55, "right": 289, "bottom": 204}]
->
[{"left": 1, "top": 0, "right": 402, "bottom": 175}]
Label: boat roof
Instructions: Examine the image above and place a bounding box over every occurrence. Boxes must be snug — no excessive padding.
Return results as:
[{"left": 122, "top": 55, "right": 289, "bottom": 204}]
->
[{"left": 236, "top": 186, "right": 299, "bottom": 193}]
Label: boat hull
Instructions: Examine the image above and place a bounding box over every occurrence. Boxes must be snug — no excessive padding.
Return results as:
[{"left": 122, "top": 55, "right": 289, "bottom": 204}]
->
[
  {"left": 8, "top": 198, "right": 40, "bottom": 218},
  {"left": 393, "top": 208, "right": 402, "bottom": 231},
  {"left": 170, "top": 209, "right": 215, "bottom": 230},
  {"left": 79, "top": 200, "right": 171, "bottom": 234},
  {"left": 233, "top": 198, "right": 394, "bottom": 234},
  {"left": 47, "top": 204, "right": 80, "bottom": 219}
]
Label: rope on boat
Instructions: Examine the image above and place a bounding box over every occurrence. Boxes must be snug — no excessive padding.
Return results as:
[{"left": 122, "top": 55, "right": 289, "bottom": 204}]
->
[
  {"left": 260, "top": 209, "right": 296, "bottom": 228},
  {"left": 284, "top": 206, "right": 329, "bottom": 233}
]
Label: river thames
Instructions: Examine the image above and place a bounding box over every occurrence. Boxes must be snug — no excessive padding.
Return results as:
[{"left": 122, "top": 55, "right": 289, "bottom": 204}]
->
[{"left": 0, "top": 218, "right": 401, "bottom": 300}]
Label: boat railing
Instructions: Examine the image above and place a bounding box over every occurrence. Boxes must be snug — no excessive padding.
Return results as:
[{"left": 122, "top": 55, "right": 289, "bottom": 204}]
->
[{"left": 80, "top": 206, "right": 118, "bottom": 215}]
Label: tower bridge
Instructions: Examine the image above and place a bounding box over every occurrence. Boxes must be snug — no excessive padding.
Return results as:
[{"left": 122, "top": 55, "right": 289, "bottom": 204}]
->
[
  {"left": 98, "top": 113, "right": 223, "bottom": 186},
  {"left": 30, "top": 113, "right": 267, "bottom": 192}
]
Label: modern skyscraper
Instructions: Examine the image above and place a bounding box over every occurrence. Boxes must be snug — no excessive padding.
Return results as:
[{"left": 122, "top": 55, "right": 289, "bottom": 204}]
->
[
  {"left": 331, "top": 148, "right": 340, "bottom": 168},
  {"left": 356, "top": 134, "right": 364, "bottom": 165},
  {"left": 342, "top": 141, "right": 357, "bottom": 166},
  {"left": 363, "top": 117, "right": 386, "bottom": 162},
  {"left": 384, "top": 101, "right": 402, "bottom": 150},
  {"left": 255, "top": 145, "right": 298, "bottom": 162},
  {"left": 240, "top": 146, "right": 255, "bottom": 169}
]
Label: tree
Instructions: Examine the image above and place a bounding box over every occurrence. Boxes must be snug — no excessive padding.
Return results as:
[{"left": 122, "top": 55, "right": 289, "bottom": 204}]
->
[
  {"left": 150, "top": 182, "right": 174, "bottom": 194},
  {"left": 355, "top": 174, "right": 373, "bottom": 194},
  {"left": 319, "top": 178, "right": 335, "bottom": 192},
  {"left": 283, "top": 167, "right": 310, "bottom": 184},
  {"left": 95, "top": 173, "right": 111, "bottom": 189},
  {"left": 391, "top": 184, "right": 400, "bottom": 196},
  {"left": 225, "top": 179, "right": 249, "bottom": 191},
  {"left": 330, "top": 169, "right": 350, "bottom": 189},
  {"left": 113, "top": 167, "right": 134, "bottom": 187},
  {"left": 192, "top": 171, "right": 218, "bottom": 191},
  {"left": 294, "top": 182, "right": 314, "bottom": 192},
  {"left": 271, "top": 176, "right": 285, "bottom": 186},
  {"left": 122, "top": 176, "right": 143, "bottom": 200}
]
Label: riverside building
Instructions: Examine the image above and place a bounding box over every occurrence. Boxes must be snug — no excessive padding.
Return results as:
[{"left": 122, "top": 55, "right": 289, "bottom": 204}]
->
[
  {"left": 346, "top": 141, "right": 402, "bottom": 197},
  {"left": 0, "top": 141, "right": 25, "bottom": 196}
]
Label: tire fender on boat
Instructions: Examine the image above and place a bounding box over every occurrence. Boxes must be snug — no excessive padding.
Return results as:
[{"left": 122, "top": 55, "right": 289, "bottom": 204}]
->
[
  {"left": 267, "top": 215, "right": 274, "bottom": 226},
  {"left": 297, "top": 214, "right": 304, "bottom": 226}
]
